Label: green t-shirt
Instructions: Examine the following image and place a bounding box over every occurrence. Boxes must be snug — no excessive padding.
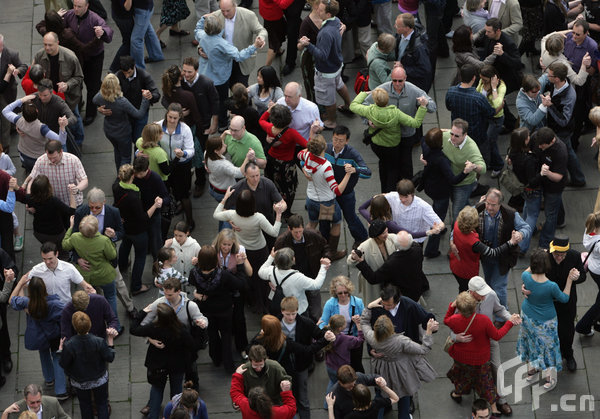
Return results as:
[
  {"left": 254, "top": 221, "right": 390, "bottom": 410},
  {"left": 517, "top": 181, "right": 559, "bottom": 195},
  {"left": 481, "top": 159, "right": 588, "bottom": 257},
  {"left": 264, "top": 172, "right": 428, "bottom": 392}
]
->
[
  {"left": 135, "top": 137, "right": 170, "bottom": 180},
  {"left": 224, "top": 131, "right": 266, "bottom": 167}
]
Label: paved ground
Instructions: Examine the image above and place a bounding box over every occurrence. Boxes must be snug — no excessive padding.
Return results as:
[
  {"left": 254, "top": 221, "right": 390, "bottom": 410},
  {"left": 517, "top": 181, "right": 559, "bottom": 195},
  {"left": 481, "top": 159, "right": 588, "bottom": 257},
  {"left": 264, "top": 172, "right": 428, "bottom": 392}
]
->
[{"left": 1, "top": 1, "right": 600, "bottom": 418}]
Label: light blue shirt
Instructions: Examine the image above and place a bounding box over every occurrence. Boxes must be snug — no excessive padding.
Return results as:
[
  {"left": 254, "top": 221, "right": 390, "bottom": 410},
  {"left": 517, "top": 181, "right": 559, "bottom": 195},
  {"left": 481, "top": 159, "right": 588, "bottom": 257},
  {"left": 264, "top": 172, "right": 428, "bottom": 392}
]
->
[
  {"left": 91, "top": 205, "right": 105, "bottom": 234},
  {"left": 482, "top": 209, "right": 531, "bottom": 249},
  {"left": 195, "top": 17, "right": 256, "bottom": 86}
]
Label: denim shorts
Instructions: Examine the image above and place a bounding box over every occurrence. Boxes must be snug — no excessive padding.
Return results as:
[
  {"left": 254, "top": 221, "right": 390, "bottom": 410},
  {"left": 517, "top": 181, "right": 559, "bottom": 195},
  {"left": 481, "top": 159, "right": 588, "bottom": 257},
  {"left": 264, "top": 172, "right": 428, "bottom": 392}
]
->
[{"left": 305, "top": 198, "right": 342, "bottom": 224}]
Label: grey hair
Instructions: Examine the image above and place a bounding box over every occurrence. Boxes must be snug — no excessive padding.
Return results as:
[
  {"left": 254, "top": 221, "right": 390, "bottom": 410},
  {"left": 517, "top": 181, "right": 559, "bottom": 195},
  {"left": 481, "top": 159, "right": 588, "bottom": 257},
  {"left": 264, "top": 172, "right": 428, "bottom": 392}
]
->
[
  {"left": 485, "top": 188, "right": 503, "bottom": 203},
  {"left": 274, "top": 247, "right": 295, "bottom": 270},
  {"left": 86, "top": 187, "right": 105, "bottom": 203},
  {"left": 24, "top": 383, "right": 42, "bottom": 398},
  {"left": 396, "top": 233, "right": 413, "bottom": 250},
  {"left": 204, "top": 15, "right": 224, "bottom": 36},
  {"left": 286, "top": 82, "right": 302, "bottom": 97}
]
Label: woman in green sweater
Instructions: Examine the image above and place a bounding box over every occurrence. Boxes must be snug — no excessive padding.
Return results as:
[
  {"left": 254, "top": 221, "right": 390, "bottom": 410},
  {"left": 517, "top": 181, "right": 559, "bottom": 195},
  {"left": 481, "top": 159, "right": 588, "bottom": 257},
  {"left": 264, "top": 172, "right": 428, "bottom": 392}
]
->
[
  {"left": 62, "top": 215, "right": 121, "bottom": 331},
  {"left": 350, "top": 88, "right": 428, "bottom": 192}
]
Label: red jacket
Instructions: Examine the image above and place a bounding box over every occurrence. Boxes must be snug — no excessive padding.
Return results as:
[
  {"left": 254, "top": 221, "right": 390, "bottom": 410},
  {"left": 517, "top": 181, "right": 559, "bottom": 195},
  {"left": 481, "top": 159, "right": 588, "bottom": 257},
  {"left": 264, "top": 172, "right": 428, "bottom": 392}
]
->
[
  {"left": 259, "top": 0, "right": 294, "bottom": 21},
  {"left": 230, "top": 372, "right": 296, "bottom": 419},
  {"left": 259, "top": 111, "right": 308, "bottom": 161},
  {"left": 449, "top": 221, "right": 480, "bottom": 280},
  {"left": 444, "top": 302, "right": 512, "bottom": 365}
]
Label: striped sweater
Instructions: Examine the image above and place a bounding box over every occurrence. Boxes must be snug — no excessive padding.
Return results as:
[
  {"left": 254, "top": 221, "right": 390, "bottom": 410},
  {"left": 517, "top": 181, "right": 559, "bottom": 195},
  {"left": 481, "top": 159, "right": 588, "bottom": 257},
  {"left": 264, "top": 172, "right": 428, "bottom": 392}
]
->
[{"left": 298, "top": 150, "right": 341, "bottom": 201}]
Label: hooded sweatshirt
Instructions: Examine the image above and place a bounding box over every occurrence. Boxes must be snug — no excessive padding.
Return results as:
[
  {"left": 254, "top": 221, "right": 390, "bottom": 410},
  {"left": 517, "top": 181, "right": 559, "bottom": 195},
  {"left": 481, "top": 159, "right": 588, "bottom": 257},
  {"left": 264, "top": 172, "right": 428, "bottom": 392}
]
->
[
  {"left": 349, "top": 91, "right": 426, "bottom": 147},
  {"left": 168, "top": 236, "right": 201, "bottom": 278}
]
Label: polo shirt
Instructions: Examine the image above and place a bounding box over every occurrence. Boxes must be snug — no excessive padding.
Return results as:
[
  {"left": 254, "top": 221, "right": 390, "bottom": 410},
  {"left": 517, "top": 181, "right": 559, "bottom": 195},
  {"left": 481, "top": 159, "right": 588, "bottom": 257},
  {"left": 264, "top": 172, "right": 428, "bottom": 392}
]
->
[
  {"left": 224, "top": 131, "right": 266, "bottom": 167},
  {"left": 225, "top": 177, "right": 282, "bottom": 223},
  {"left": 28, "top": 260, "right": 84, "bottom": 305}
]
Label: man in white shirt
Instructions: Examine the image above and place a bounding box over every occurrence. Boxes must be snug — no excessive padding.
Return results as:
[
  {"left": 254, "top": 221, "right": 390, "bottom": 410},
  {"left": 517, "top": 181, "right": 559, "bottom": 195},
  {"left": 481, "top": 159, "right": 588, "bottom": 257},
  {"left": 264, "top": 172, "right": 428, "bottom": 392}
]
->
[
  {"left": 385, "top": 179, "right": 444, "bottom": 256},
  {"left": 27, "top": 242, "right": 95, "bottom": 306},
  {"left": 277, "top": 82, "right": 323, "bottom": 140}
]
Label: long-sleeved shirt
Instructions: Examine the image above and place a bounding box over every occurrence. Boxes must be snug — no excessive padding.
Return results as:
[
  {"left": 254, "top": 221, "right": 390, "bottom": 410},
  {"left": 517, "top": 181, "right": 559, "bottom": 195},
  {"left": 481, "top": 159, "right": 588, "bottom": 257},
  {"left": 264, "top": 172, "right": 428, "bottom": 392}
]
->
[
  {"left": 213, "top": 203, "right": 281, "bottom": 250},
  {"left": 324, "top": 143, "right": 371, "bottom": 195},
  {"left": 516, "top": 88, "right": 547, "bottom": 132},
  {"left": 297, "top": 150, "right": 343, "bottom": 201},
  {"left": 306, "top": 17, "right": 343, "bottom": 73},
  {"left": 92, "top": 93, "right": 149, "bottom": 140},
  {"left": 63, "top": 9, "right": 113, "bottom": 56}
]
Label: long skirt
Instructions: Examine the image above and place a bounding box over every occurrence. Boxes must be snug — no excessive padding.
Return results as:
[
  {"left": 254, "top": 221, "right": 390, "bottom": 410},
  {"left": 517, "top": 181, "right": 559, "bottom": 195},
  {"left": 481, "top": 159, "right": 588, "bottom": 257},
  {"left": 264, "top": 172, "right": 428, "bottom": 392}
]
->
[{"left": 516, "top": 311, "right": 563, "bottom": 372}]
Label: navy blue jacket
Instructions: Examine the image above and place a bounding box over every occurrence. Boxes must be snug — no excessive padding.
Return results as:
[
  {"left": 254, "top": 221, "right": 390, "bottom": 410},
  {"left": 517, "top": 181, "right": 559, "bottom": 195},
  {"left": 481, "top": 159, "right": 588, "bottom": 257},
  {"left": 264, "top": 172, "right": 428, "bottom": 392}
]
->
[
  {"left": 421, "top": 143, "right": 468, "bottom": 200},
  {"left": 395, "top": 24, "right": 433, "bottom": 93},
  {"left": 325, "top": 144, "right": 371, "bottom": 195},
  {"left": 306, "top": 18, "right": 343, "bottom": 73}
]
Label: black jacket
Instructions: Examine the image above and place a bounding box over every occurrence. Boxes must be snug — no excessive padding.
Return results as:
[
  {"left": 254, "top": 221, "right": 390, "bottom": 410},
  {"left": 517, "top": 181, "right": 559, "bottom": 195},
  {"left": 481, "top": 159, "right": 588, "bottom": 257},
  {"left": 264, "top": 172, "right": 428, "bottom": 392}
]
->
[
  {"left": 356, "top": 243, "right": 427, "bottom": 302},
  {"left": 116, "top": 66, "right": 160, "bottom": 108},
  {"left": 288, "top": 314, "right": 325, "bottom": 371},
  {"left": 59, "top": 333, "right": 115, "bottom": 382},
  {"left": 547, "top": 249, "right": 586, "bottom": 304},
  {"left": 475, "top": 32, "right": 524, "bottom": 93},
  {"left": 421, "top": 144, "right": 468, "bottom": 200},
  {"left": 189, "top": 266, "right": 246, "bottom": 314},
  {"left": 395, "top": 24, "right": 433, "bottom": 92},
  {"left": 181, "top": 75, "right": 219, "bottom": 130}
]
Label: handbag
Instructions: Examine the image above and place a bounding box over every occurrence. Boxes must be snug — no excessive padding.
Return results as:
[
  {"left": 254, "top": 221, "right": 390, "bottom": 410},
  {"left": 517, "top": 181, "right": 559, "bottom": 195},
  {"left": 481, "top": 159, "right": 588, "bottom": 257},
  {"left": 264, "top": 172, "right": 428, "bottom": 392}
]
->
[
  {"left": 581, "top": 241, "right": 598, "bottom": 272},
  {"left": 186, "top": 301, "right": 208, "bottom": 351},
  {"left": 147, "top": 368, "right": 168, "bottom": 386},
  {"left": 443, "top": 312, "right": 477, "bottom": 353},
  {"left": 362, "top": 127, "right": 382, "bottom": 146},
  {"left": 318, "top": 203, "right": 335, "bottom": 221},
  {"left": 499, "top": 164, "right": 525, "bottom": 196}
]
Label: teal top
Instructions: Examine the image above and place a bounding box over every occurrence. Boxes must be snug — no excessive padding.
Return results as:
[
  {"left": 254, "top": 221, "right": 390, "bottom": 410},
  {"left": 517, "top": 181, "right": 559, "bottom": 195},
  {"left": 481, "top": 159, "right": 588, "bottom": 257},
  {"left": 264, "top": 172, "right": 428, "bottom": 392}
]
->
[{"left": 521, "top": 271, "right": 569, "bottom": 322}]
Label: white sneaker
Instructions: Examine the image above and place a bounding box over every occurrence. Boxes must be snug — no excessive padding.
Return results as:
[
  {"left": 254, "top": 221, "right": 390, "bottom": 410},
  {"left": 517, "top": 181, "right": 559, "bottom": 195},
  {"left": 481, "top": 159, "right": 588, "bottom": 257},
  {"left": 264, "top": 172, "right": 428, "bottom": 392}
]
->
[
  {"left": 445, "top": 31, "right": 455, "bottom": 38},
  {"left": 582, "top": 329, "right": 595, "bottom": 337},
  {"left": 13, "top": 236, "right": 23, "bottom": 252}
]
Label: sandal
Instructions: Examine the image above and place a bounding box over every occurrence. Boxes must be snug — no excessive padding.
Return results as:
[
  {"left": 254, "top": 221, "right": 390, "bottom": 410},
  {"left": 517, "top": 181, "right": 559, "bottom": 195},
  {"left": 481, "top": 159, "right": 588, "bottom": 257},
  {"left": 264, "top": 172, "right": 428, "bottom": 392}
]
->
[
  {"left": 526, "top": 368, "right": 538, "bottom": 382},
  {"left": 337, "top": 105, "right": 354, "bottom": 116},
  {"left": 450, "top": 391, "right": 462, "bottom": 404},
  {"left": 543, "top": 377, "right": 557, "bottom": 391}
]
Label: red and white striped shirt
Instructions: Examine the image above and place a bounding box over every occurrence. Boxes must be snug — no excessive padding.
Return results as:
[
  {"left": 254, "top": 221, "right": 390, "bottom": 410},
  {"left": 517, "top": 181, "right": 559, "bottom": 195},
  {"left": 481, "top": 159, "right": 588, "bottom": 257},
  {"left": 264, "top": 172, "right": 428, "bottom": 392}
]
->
[{"left": 297, "top": 150, "right": 341, "bottom": 201}]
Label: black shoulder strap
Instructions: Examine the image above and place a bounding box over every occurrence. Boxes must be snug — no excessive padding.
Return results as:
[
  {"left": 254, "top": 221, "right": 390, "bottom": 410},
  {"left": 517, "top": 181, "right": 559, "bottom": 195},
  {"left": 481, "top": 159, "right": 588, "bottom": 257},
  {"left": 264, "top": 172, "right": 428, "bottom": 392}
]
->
[
  {"left": 185, "top": 300, "right": 193, "bottom": 329},
  {"left": 274, "top": 127, "right": 288, "bottom": 141}
]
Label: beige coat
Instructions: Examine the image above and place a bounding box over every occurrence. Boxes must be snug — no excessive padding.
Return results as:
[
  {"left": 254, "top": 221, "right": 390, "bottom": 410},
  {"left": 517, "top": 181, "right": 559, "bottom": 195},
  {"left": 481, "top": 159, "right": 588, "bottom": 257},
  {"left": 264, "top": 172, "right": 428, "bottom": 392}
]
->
[{"left": 487, "top": 0, "right": 523, "bottom": 46}]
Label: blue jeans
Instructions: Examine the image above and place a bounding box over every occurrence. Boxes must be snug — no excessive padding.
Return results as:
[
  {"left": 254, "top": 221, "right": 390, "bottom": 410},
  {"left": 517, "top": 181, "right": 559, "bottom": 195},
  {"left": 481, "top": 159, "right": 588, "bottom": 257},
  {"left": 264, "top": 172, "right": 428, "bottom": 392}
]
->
[
  {"left": 561, "top": 134, "right": 586, "bottom": 185},
  {"left": 539, "top": 191, "right": 563, "bottom": 249},
  {"left": 39, "top": 348, "right": 66, "bottom": 394},
  {"left": 19, "top": 153, "right": 37, "bottom": 173},
  {"left": 109, "top": 15, "right": 134, "bottom": 73},
  {"left": 519, "top": 190, "right": 542, "bottom": 253},
  {"left": 149, "top": 212, "right": 163, "bottom": 259},
  {"left": 424, "top": 197, "right": 449, "bottom": 256},
  {"left": 70, "top": 105, "right": 85, "bottom": 145},
  {"left": 118, "top": 231, "right": 148, "bottom": 292},
  {"left": 208, "top": 186, "right": 231, "bottom": 231},
  {"left": 482, "top": 259, "right": 508, "bottom": 309},
  {"left": 306, "top": 198, "right": 342, "bottom": 239},
  {"left": 131, "top": 113, "right": 148, "bottom": 144},
  {"left": 106, "top": 134, "right": 132, "bottom": 171},
  {"left": 323, "top": 366, "right": 338, "bottom": 409},
  {"left": 98, "top": 281, "right": 121, "bottom": 329},
  {"left": 77, "top": 382, "right": 109, "bottom": 419},
  {"left": 451, "top": 182, "right": 474, "bottom": 222},
  {"left": 336, "top": 191, "right": 368, "bottom": 243},
  {"left": 148, "top": 371, "right": 184, "bottom": 419},
  {"left": 131, "top": 8, "right": 164, "bottom": 69},
  {"left": 575, "top": 270, "right": 600, "bottom": 334}
]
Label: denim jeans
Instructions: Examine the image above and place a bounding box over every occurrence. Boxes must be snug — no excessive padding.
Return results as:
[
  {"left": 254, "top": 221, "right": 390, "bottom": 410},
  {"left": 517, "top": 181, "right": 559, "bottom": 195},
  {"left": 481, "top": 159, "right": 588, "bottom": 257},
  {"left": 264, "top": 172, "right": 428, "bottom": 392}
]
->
[
  {"left": 539, "top": 191, "right": 563, "bottom": 249},
  {"left": 109, "top": 15, "right": 134, "bottom": 73},
  {"left": 70, "top": 105, "right": 85, "bottom": 145},
  {"left": 118, "top": 231, "right": 148, "bottom": 292},
  {"left": 482, "top": 259, "right": 508, "bottom": 309},
  {"left": 305, "top": 198, "right": 342, "bottom": 224},
  {"left": 486, "top": 116, "right": 505, "bottom": 172},
  {"left": 131, "top": 113, "right": 148, "bottom": 144},
  {"left": 98, "top": 281, "right": 121, "bottom": 329},
  {"left": 293, "top": 368, "right": 310, "bottom": 419},
  {"left": 451, "top": 182, "right": 474, "bottom": 221},
  {"left": 560, "top": 134, "right": 586, "bottom": 185},
  {"left": 519, "top": 190, "right": 542, "bottom": 253},
  {"left": 19, "top": 153, "right": 37, "bottom": 173},
  {"left": 148, "top": 371, "right": 184, "bottom": 419},
  {"left": 208, "top": 186, "right": 231, "bottom": 231},
  {"left": 424, "top": 197, "right": 449, "bottom": 256},
  {"left": 575, "top": 270, "right": 600, "bottom": 334},
  {"left": 131, "top": 8, "right": 164, "bottom": 69},
  {"left": 39, "top": 348, "right": 66, "bottom": 394},
  {"left": 323, "top": 366, "right": 338, "bottom": 408},
  {"left": 106, "top": 134, "right": 132, "bottom": 171},
  {"left": 76, "top": 382, "right": 109, "bottom": 419},
  {"left": 336, "top": 191, "right": 368, "bottom": 243}
]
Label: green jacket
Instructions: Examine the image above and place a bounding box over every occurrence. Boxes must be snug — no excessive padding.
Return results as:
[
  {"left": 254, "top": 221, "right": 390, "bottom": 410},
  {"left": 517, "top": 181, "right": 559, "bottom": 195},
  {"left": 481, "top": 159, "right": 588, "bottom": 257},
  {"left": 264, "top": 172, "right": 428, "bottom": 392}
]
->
[
  {"left": 350, "top": 91, "right": 427, "bottom": 147},
  {"left": 242, "top": 359, "right": 291, "bottom": 405},
  {"left": 62, "top": 229, "right": 117, "bottom": 286}
]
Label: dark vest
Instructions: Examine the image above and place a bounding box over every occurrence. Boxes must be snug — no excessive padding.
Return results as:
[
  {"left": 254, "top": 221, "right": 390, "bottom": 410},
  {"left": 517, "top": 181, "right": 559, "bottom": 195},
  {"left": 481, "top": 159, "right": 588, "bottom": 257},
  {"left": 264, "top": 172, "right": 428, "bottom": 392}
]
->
[{"left": 475, "top": 202, "right": 519, "bottom": 275}]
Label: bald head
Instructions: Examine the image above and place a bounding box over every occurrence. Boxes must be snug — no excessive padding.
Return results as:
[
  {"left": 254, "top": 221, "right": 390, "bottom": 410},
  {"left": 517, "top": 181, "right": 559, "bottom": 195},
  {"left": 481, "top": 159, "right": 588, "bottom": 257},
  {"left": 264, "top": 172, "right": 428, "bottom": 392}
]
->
[
  {"left": 230, "top": 115, "right": 246, "bottom": 140},
  {"left": 396, "top": 231, "right": 413, "bottom": 250},
  {"left": 390, "top": 67, "right": 406, "bottom": 93},
  {"left": 220, "top": 0, "right": 236, "bottom": 19},
  {"left": 43, "top": 32, "right": 59, "bottom": 56},
  {"left": 284, "top": 82, "right": 302, "bottom": 108}
]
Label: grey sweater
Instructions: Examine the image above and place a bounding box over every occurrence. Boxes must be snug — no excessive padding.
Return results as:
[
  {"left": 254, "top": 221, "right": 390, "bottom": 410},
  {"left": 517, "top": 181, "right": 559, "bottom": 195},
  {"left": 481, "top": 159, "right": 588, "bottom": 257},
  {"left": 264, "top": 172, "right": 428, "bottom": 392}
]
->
[{"left": 92, "top": 93, "right": 149, "bottom": 139}]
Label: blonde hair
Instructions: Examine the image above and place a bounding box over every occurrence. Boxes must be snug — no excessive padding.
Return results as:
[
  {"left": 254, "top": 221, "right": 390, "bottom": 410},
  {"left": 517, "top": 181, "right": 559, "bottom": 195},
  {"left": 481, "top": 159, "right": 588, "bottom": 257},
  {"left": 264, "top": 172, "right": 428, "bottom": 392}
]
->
[
  {"left": 18, "top": 412, "right": 38, "bottom": 419},
  {"left": 589, "top": 106, "right": 600, "bottom": 127},
  {"left": 79, "top": 214, "right": 99, "bottom": 238},
  {"left": 329, "top": 275, "right": 354, "bottom": 297},
  {"left": 141, "top": 123, "right": 163, "bottom": 148},
  {"left": 308, "top": 135, "right": 327, "bottom": 155},
  {"left": 457, "top": 206, "right": 479, "bottom": 234},
  {"left": 118, "top": 164, "right": 134, "bottom": 182},
  {"left": 456, "top": 291, "right": 477, "bottom": 317},
  {"left": 100, "top": 73, "right": 123, "bottom": 102},
  {"left": 372, "top": 88, "right": 389, "bottom": 107},
  {"left": 585, "top": 212, "right": 600, "bottom": 234}
]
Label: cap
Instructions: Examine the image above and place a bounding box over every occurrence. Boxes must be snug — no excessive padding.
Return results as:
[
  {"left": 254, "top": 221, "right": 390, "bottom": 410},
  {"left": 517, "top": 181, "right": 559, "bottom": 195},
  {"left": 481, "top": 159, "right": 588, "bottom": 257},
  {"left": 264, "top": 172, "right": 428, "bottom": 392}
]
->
[
  {"left": 368, "top": 220, "right": 387, "bottom": 238},
  {"left": 549, "top": 236, "right": 570, "bottom": 253},
  {"left": 468, "top": 276, "right": 492, "bottom": 296}
]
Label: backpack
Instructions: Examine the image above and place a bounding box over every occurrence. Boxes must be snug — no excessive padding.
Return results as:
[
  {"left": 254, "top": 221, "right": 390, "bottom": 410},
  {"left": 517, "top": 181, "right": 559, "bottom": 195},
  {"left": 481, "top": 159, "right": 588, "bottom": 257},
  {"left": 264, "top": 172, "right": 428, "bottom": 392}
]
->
[
  {"left": 268, "top": 267, "right": 295, "bottom": 315},
  {"left": 353, "top": 59, "right": 377, "bottom": 94}
]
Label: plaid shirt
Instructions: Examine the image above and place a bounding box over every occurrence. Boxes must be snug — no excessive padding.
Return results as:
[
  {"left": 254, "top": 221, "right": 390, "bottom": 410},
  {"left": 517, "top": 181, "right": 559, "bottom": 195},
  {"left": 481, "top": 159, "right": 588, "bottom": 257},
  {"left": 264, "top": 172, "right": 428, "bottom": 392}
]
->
[
  {"left": 445, "top": 85, "right": 495, "bottom": 144},
  {"left": 30, "top": 152, "right": 87, "bottom": 206}
]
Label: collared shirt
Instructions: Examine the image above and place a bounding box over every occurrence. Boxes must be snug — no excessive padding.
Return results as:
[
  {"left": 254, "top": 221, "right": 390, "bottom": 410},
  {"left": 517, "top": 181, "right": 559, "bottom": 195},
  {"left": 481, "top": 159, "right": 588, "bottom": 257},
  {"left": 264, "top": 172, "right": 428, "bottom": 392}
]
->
[
  {"left": 388, "top": 302, "right": 400, "bottom": 317},
  {"left": 477, "top": 290, "right": 511, "bottom": 322},
  {"left": 91, "top": 205, "right": 106, "bottom": 233},
  {"left": 552, "top": 80, "right": 570, "bottom": 96},
  {"left": 385, "top": 194, "right": 442, "bottom": 243},
  {"left": 564, "top": 33, "right": 598, "bottom": 72},
  {"left": 276, "top": 96, "right": 323, "bottom": 140},
  {"left": 165, "top": 293, "right": 185, "bottom": 314},
  {"left": 224, "top": 131, "right": 266, "bottom": 167},
  {"left": 489, "top": 0, "right": 506, "bottom": 18},
  {"left": 28, "top": 260, "right": 84, "bottom": 305},
  {"left": 29, "top": 153, "right": 87, "bottom": 206},
  {"left": 292, "top": 235, "right": 306, "bottom": 244},
  {"left": 333, "top": 145, "right": 346, "bottom": 159},
  {"left": 448, "top": 135, "right": 467, "bottom": 150},
  {"left": 184, "top": 72, "right": 200, "bottom": 88},
  {"left": 482, "top": 210, "right": 502, "bottom": 247},
  {"left": 281, "top": 320, "right": 296, "bottom": 339},
  {"left": 397, "top": 30, "right": 413, "bottom": 59},
  {"left": 28, "top": 404, "right": 42, "bottom": 419},
  {"left": 224, "top": 11, "right": 237, "bottom": 44},
  {"left": 127, "top": 67, "right": 137, "bottom": 82}
]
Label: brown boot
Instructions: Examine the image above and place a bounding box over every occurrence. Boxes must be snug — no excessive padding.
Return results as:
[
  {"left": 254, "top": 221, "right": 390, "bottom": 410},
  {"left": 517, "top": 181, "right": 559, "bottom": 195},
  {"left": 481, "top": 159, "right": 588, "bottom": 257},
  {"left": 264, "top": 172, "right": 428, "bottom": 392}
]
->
[{"left": 328, "top": 233, "right": 347, "bottom": 261}]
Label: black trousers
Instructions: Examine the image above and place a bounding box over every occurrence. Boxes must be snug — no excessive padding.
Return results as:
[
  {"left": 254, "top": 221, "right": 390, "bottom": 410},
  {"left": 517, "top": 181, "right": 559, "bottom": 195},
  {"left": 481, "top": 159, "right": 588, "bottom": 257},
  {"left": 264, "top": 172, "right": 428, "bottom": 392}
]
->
[
  {"left": 82, "top": 52, "right": 104, "bottom": 119},
  {"left": 371, "top": 142, "right": 403, "bottom": 193},
  {"left": 0, "top": 211, "right": 14, "bottom": 262},
  {"left": 555, "top": 299, "right": 577, "bottom": 359},
  {"left": 284, "top": 0, "right": 305, "bottom": 68},
  {"left": 207, "top": 310, "right": 235, "bottom": 373},
  {"left": 229, "top": 61, "right": 250, "bottom": 88},
  {"left": 0, "top": 303, "right": 10, "bottom": 360}
]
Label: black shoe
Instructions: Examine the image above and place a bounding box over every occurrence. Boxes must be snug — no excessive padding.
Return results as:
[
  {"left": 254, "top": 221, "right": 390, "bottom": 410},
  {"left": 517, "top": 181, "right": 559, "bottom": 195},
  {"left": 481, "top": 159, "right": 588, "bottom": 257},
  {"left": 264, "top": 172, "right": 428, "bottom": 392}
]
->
[
  {"left": 566, "top": 357, "right": 577, "bottom": 372},
  {"left": 2, "top": 358, "right": 12, "bottom": 374},
  {"left": 424, "top": 251, "right": 441, "bottom": 258},
  {"left": 55, "top": 393, "right": 70, "bottom": 402},
  {"left": 594, "top": 321, "right": 600, "bottom": 331},
  {"left": 568, "top": 180, "right": 586, "bottom": 187},
  {"left": 83, "top": 114, "right": 96, "bottom": 126},
  {"left": 0, "top": 375, "right": 5, "bottom": 388},
  {"left": 282, "top": 64, "right": 294, "bottom": 76},
  {"left": 144, "top": 56, "right": 164, "bottom": 64},
  {"left": 128, "top": 307, "right": 139, "bottom": 319}
]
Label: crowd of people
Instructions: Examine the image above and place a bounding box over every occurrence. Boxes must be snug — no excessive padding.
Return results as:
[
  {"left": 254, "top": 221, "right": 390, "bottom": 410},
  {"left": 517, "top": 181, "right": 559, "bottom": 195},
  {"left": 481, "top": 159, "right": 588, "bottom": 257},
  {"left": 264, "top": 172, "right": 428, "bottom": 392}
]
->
[{"left": 0, "top": 0, "right": 599, "bottom": 417}]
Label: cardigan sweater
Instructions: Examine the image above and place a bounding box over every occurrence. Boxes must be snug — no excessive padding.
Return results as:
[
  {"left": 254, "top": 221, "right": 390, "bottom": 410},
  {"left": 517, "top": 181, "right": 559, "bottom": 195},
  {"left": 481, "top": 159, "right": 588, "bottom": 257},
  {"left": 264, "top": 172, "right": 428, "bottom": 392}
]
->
[
  {"left": 213, "top": 203, "right": 281, "bottom": 250},
  {"left": 444, "top": 302, "right": 512, "bottom": 365}
]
